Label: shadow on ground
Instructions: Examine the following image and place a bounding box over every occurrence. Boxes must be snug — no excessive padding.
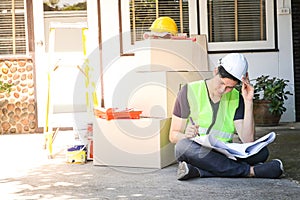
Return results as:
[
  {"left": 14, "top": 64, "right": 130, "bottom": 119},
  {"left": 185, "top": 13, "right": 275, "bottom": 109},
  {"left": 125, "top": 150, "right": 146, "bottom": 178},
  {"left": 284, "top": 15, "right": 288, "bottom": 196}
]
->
[
  {"left": 1, "top": 161, "right": 300, "bottom": 200},
  {"left": 0, "top": 125, "right": 300, "bottom": 199},
  {"left": 267, "top": 129, "right": 300, "bottom": 183}
]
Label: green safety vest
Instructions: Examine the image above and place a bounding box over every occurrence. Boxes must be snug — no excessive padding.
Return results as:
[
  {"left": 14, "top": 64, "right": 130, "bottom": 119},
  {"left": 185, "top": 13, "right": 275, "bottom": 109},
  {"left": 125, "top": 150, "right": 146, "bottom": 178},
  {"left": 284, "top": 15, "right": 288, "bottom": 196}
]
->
[{"left": 187, "top": 80, "right": 240, "bottom": 143}]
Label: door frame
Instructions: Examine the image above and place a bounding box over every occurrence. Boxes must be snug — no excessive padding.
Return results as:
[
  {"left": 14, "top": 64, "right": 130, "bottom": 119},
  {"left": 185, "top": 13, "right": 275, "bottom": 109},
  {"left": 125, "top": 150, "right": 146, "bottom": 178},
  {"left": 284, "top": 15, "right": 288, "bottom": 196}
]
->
[
  {"left": 32, "top": 0, "right": 103, "bottom": 127},
  {"left": 32, "top": 0, "right": 47, "bottom": 128}
]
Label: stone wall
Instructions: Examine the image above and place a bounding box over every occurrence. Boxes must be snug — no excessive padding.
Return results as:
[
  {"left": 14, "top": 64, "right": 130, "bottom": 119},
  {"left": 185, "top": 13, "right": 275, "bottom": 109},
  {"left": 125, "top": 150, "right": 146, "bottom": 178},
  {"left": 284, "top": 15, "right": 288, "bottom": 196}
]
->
[{"left": 0, "top": 57, "right": 37, "bottom": 134}]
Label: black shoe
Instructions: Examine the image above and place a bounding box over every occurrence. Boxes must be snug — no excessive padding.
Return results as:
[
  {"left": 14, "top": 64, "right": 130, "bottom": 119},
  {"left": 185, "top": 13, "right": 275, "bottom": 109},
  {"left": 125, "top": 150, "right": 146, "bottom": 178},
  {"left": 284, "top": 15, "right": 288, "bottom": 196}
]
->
[
  {"left": 254, "top": 159, "right": 284, "bottom": 179},
  {"left": 177, "top": 161, "right": 200, "bottom": 180}
]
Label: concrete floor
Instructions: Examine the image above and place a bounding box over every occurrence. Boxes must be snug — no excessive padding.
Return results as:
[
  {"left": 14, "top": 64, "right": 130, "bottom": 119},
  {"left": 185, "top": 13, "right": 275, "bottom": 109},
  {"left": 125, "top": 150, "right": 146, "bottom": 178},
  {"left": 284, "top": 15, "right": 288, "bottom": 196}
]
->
[
  {"left": 0, "top": 122, "right": 299, "bottom": 200},
  {"left": 255, "top": 123, "right": 300, "bottom": 183}
]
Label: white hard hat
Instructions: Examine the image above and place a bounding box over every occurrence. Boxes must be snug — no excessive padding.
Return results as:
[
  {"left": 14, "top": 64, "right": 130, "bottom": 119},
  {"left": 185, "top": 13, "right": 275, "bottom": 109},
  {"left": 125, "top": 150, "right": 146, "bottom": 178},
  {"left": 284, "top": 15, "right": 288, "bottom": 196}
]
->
[{"left": 218, "top": 53, "right": 248, "bottom": 81}]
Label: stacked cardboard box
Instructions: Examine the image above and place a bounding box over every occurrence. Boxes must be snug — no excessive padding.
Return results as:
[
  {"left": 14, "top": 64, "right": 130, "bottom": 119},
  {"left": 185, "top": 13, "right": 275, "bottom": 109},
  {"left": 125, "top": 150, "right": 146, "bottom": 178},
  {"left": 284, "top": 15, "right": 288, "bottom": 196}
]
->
[{"left": 93, "top": 35, "right": 211, "bottom": 168}]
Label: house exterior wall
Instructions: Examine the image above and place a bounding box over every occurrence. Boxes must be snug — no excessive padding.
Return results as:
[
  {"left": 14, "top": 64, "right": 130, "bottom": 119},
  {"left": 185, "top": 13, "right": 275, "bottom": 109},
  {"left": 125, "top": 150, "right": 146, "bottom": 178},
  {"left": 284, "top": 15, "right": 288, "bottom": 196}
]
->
[
  {"left": 210, "top": 0, "right": 295, "bottom": 122},
  {"left": 206, "top": 0, "right": 295, "bottom": 122},
  {"left": 0, "top": 57, "right": 37, "bottom": 134},
  {"left": 92, "top": 0, "right": 295, "bottom": 122},
  {"left": 1, "top": 0, "right": 292, "bottom": 132}
]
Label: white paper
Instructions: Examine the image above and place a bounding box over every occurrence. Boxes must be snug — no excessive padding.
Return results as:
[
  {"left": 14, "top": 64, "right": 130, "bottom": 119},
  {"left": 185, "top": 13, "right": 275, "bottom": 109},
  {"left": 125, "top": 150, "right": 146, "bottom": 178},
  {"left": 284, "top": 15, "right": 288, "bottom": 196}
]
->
[{"left": 191, "top": 132, "right": 276, "bottom": 160}]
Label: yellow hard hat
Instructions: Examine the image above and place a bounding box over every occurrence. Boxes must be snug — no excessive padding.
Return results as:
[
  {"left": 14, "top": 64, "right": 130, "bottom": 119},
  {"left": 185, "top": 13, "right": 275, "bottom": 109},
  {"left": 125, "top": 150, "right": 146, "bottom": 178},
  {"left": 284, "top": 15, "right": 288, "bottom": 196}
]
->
[{"left": 149, "top": 17, "right": 178, "bottom": 35}]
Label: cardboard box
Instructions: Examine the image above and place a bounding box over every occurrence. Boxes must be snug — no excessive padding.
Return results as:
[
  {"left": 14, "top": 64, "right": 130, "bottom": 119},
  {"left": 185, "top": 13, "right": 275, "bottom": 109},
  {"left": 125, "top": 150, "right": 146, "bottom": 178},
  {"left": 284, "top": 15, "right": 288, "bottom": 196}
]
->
[
  {"left": 127, "top": 71, "right": 212, "bottom": 118},
  {"left": 93, "top": 118, "right": 175, "bottom": 169},
  {"left": 103, "top": 35, "right": 211, "bottom": 117},
  {"left": 136, "top": 35, "right": 209, "bottom": 71}
]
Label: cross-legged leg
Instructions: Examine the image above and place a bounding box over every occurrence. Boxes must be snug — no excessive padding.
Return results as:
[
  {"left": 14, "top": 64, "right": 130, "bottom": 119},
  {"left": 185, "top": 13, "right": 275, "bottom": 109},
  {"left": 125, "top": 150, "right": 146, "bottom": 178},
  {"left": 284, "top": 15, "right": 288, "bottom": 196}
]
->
[{"left": 175, "top": 138, "right": 250, "bottom": 178}]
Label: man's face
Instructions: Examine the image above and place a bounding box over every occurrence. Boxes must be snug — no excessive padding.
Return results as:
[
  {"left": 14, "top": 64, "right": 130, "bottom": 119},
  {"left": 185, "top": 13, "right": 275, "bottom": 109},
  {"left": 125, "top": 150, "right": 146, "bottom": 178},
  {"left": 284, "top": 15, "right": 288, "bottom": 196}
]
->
[{"left": 215, "top": 75, "right": 238, "bottom": 95}]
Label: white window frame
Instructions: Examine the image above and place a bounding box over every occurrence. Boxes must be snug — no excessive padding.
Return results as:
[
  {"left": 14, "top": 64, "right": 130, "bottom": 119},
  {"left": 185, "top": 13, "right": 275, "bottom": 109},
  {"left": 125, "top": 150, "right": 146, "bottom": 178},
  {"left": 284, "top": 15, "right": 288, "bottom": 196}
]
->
[{"left": 199, "top": 0, "right": 275, "bottom": 51}]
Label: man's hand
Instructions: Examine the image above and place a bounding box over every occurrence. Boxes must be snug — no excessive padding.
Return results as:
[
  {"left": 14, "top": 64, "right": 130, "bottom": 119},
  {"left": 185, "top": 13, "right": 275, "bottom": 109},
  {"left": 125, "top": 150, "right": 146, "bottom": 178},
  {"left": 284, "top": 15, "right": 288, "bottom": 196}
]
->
[
  {"left": 184, "top": 124, "right": 199, "bottom": 138},
  {"left": 241, "top": 72, "right": 254, "bottom": 102}
]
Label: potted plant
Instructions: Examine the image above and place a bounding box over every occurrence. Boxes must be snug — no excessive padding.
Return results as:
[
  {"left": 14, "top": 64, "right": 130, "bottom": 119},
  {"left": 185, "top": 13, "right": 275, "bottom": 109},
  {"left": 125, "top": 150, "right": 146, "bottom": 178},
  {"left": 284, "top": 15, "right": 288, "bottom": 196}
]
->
[
  {"left": 252, "top": 75, "right": 292, "bottom": 126},
  {"left": 0, "top": 80, "right": 12, "bottom": 93}
]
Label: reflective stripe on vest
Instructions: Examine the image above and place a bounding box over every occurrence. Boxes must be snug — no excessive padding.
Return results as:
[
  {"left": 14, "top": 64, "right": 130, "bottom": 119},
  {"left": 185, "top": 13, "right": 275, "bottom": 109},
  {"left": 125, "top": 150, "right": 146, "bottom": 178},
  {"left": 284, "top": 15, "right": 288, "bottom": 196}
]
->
[
  {"left": 197, "top": 127, "right": 235, "bottom": 142},
  {"left": 187, "top": 80, "right": 240, "bottom": 143}
]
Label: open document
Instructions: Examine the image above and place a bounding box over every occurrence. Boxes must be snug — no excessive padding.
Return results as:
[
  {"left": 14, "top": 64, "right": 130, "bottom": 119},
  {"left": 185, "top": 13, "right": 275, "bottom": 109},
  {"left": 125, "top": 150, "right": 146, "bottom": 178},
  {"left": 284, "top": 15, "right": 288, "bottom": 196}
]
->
[{"left": 191, "top": 132, "right": 276, "bottom": 160}]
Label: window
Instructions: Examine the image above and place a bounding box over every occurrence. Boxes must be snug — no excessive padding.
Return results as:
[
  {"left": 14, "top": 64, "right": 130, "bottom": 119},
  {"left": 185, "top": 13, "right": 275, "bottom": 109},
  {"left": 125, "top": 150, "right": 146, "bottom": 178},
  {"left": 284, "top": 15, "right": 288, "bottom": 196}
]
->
[
  {"left": 43, "top": 0, "right": 87, "bottom": 53},
  {"left": 0, "top": 0, "right": 27, "bottom": 55},
  {"left": 43, "top": 0, "right": 87, "bottom": 11},
  {"left": 200, "top": 0, "right": 275, "bottom": 51},
  {"left": 129, "top": 0, "right": 190, "bottom": 43}
]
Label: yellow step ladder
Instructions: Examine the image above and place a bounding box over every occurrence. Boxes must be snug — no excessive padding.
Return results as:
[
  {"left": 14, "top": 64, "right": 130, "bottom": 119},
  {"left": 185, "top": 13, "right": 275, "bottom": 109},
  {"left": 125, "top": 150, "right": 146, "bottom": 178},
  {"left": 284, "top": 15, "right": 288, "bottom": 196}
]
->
[{"left": 44, "top": 22, "right": 98, "bottom": 159}]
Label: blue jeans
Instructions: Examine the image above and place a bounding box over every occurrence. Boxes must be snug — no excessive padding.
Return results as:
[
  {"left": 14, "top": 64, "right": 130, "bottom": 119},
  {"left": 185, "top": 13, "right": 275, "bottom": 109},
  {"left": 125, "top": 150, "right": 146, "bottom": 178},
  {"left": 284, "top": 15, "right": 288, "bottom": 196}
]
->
[{"left": 175, "top": 138, "right": 269, "bottom": 178}]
